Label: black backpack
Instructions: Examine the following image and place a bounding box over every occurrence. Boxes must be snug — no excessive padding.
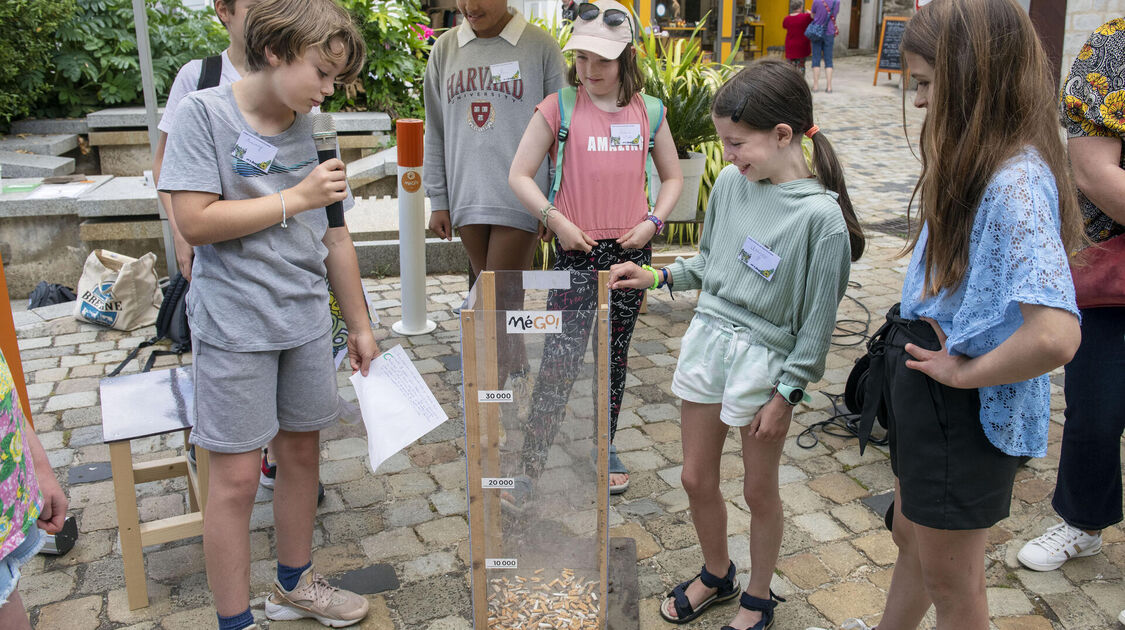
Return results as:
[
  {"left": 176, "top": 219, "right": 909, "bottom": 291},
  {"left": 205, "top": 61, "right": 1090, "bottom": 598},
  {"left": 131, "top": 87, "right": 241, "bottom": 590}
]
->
[
  {"left": 109, "top": 273, "right": 191, "bottom": 376},
  {"left": 27, "top": 282, "right": 76, "bottom": 309}
]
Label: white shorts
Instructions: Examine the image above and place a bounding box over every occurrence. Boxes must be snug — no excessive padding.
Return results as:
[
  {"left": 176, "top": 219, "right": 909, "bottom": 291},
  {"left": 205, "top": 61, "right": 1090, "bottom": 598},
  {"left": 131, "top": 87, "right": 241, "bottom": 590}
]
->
[{"left": 671, "top": 313, "right": 783, "bottom": 427}]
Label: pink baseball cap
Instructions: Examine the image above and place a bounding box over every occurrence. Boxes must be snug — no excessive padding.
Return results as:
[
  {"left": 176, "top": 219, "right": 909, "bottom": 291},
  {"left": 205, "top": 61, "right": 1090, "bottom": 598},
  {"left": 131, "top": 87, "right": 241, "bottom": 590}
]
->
[{"left": 563, "top": 0, "right": 636, "bottom": 60}]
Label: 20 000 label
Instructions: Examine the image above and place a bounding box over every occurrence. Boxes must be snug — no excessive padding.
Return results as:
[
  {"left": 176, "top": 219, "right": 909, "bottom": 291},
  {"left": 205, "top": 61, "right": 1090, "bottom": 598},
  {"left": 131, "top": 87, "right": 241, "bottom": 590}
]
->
[
  {"left": 477, "top": 390, "right": 513, "bottom": 403},
  {"left": 481, "top": 477, "right": 516, "bottom": 489},
  {"left": 485, "top": 558, "right": 518, "bottom": 569}
]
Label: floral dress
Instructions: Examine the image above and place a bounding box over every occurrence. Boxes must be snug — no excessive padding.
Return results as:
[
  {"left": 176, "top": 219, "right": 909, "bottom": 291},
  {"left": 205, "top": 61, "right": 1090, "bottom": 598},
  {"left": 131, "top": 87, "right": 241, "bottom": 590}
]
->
[
  {"left": 0, "top": 348, "right": 42, "bottom": 560},
  {"left": 1060, "top": 17, "right": 1125, "bottom": 243}
]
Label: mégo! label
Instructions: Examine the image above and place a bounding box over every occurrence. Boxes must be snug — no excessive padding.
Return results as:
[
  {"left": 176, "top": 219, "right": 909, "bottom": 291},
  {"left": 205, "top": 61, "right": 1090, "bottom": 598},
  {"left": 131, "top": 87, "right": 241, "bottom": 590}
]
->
[{"left": 505, "top": 311, "right": 561, "bottom": 334}]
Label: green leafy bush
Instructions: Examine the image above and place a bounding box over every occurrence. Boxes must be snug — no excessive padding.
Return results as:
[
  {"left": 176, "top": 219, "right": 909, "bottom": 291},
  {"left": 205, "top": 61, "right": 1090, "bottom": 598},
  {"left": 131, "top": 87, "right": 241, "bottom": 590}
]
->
[
  {"left": 637, "top": 22, "right": 739, "bottom": 159},
  {"left": 328, "top": 0, "right": 431, "bottom": 119},
  {"left": 44, "top": 0, "right": 227, "bottom": 118},
  {"left": 0, "top": 0, "right": 76, "bottom": 124}
]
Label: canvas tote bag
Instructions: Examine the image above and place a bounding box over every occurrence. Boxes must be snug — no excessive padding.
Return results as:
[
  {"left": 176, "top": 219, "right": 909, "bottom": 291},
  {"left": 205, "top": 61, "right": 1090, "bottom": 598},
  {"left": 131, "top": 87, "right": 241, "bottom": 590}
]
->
[{"left": 74, "top": 250, "right": 163, "bottom": 331}]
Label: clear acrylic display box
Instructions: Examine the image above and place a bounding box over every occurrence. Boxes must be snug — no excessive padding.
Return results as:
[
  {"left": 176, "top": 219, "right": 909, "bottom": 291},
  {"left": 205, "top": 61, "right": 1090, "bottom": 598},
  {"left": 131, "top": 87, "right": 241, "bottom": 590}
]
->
[{"left": 459, "top": 270, "right": 611, "bottom": 630}]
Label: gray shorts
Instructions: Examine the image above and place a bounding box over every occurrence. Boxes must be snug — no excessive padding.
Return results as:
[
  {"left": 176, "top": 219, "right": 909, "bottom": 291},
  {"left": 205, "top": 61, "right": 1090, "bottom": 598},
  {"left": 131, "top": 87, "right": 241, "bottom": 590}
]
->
[{"left": 190, "top": 331, "right": 341, "bottom": 453}]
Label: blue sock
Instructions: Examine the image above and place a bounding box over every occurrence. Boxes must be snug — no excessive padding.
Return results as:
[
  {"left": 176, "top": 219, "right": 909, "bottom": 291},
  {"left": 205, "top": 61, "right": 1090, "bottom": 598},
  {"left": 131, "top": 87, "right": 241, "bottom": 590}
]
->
[
  {"left": 216, "top": 608, "right": 254, "bottom": 630},
  {"left": 277, "top": 560, "right": 312, "bottom": 592}
]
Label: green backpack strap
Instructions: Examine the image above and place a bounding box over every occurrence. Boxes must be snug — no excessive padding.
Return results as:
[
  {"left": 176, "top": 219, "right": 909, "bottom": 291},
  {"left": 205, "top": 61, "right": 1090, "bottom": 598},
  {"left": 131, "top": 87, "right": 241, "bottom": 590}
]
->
[
  {"left": 548, "top": 86, "right": 578, "bottom": 204},
  {"left": 641, "top": 93, "right": 665, "bottom": 208}
]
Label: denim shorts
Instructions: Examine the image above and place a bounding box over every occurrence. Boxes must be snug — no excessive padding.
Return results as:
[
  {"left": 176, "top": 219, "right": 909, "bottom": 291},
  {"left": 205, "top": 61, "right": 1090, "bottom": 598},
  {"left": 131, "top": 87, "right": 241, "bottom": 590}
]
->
[
  {"left": 671, "top": 313, "right": 783, "bottom": 427},
  {"left": 0, "top": 526, "right": 44, "bottom": 607}
]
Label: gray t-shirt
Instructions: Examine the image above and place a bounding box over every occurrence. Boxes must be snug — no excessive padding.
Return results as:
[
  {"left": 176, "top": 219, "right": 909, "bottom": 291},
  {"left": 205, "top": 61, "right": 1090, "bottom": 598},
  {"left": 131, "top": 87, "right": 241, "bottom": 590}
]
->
[{"left": 159, "top": 84, "right": 352, "bottom": 352}]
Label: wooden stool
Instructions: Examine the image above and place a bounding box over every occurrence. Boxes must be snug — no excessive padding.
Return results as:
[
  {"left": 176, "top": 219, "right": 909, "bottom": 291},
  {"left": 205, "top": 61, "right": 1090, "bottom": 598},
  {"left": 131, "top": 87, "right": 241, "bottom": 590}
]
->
[{"left": 100, "top": 367, "right": 210, "bottom": 610}]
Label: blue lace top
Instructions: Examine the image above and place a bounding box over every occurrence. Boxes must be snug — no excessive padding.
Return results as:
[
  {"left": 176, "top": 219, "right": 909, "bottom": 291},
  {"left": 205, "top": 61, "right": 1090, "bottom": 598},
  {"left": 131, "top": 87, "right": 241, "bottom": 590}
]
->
[{"left": 900, "top": 149, "right": 1078, "bottom": 457}]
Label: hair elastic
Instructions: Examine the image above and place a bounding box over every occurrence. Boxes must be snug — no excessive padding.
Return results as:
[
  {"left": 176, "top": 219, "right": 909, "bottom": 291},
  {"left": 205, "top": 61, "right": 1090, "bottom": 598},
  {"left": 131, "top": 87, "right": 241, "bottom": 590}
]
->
[{"left": 804, "top": 125, "right": 820, "bottom": 139}]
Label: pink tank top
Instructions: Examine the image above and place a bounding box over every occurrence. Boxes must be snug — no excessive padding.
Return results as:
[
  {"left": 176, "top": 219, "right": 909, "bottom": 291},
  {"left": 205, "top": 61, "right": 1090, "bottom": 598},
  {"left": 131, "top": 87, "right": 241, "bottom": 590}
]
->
[{"left": 537, "top": 87, "right": 662, "bottom": 241}]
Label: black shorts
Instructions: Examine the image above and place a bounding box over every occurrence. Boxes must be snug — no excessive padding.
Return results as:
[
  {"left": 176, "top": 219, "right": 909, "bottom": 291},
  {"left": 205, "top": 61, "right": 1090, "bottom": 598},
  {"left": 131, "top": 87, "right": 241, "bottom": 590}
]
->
[{"left": 879, "top": 307, "right": 1020, "bottom": 530}]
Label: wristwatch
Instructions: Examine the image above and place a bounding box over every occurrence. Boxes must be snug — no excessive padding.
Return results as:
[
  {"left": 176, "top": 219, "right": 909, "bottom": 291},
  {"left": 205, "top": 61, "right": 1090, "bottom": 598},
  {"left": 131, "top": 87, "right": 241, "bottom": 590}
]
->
[{"left": 774, "top": 382, "right": 808, "bottom": 406}]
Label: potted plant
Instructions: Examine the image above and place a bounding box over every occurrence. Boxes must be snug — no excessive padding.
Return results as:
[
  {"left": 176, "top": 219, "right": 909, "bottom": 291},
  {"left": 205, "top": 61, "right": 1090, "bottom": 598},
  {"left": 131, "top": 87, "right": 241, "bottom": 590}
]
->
[{"left": 638, "top": 22, "right": 739, "bottom": 222}]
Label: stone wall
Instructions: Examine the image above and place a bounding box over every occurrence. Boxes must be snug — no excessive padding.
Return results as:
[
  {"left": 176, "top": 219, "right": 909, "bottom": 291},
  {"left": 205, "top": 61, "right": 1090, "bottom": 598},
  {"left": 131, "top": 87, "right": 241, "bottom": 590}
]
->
[
  {"left": 883, "top": 0, "right": 915, "bottom": 17},
  {"left": 1061, "top": 3, "right": 1124, "bottom": 83}
]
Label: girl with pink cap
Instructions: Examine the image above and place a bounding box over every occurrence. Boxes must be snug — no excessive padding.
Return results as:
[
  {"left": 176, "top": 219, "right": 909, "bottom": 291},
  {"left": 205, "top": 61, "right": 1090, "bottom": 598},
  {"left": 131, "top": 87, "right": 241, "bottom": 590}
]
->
[{"left": 508, "top": 0, "right": 683, "bottom": 499}]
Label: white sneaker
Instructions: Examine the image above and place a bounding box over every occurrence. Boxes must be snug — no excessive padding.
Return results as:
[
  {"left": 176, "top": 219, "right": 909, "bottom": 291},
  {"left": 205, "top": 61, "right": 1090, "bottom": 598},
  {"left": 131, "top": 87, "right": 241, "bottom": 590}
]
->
[
  {"left": 1017, "top": 521, "right": 1102, "bottom": 571},
  {"left": 807, "top": 619, "right": 874, "bottom": 630}
]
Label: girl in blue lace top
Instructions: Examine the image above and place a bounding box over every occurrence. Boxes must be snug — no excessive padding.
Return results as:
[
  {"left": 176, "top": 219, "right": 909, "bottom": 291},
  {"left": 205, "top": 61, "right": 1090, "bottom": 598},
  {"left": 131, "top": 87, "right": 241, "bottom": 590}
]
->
[{"left": 837, "top": 2, "right": 1086, "bottom": 630}]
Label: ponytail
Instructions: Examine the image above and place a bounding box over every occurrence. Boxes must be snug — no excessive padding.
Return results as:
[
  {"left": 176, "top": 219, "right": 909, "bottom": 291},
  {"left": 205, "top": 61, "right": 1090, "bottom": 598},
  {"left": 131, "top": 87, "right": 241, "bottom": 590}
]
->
[{"left": 810, "top": 133, "right": 864, "bottom": 261}]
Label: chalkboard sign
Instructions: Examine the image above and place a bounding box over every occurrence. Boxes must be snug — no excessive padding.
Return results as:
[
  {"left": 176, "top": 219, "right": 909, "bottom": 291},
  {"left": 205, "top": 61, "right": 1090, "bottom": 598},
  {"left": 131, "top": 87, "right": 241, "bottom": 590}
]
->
[{"left": 874, "top": 16, "right": 908, "bottom": 85}]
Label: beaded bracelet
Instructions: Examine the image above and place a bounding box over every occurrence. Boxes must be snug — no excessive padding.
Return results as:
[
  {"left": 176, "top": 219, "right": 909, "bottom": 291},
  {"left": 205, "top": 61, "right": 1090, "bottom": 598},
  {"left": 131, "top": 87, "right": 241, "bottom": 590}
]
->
[{"left": 645, "top": 214, "right": 664, "bottom": 235}]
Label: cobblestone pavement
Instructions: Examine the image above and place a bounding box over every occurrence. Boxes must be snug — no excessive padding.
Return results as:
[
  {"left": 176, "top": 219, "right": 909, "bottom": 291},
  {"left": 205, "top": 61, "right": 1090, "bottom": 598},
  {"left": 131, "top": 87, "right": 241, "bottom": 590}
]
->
[{"left": 12, "top": 55, "right": 1122, "bottom": 629}]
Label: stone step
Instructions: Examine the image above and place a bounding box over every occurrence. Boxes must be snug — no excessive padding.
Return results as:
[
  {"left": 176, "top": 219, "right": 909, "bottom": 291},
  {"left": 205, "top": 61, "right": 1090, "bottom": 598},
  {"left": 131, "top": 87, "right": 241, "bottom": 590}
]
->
[
  {"left": 354, "top": 237, "right": 469, "bottom": 276},
  {"left": 0, "top": 150, "right": 75, "bottom": 177},
  {"left": 87, "top": 107, "right": 391, "bottom": 132},
  {"left": 85, "top": 107, "right": 164, "bottom": 129},
  {"left": 9, "top": 118, "right": 90, "bottom": 135},
  {"left": 0, "top": 134, "right": 79, "bottom": 156},
  {"left": 348, "top": 146, "right": 398, "bottom": 189}
]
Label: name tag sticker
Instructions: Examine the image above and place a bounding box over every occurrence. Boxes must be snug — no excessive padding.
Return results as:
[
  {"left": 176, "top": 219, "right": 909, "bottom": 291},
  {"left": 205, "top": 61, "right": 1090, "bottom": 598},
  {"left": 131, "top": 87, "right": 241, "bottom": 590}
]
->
[
  {"left": 490, "top": 61, "right": 521, "bottom": 83},
  {"left": 738, "top": 235, "right": 781, "bottom": 281},
  {"left": 610, "top": 123, "right": 642, "bottom": 147},
  {"left": 232, "top": 131, "right": 279, "bottom": 174}
]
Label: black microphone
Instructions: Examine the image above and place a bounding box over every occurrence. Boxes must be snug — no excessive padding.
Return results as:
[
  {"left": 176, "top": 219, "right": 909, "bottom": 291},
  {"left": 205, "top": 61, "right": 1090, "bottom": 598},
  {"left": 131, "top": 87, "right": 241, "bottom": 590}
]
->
[{"left": 311, "top": 113, "right": 346, "bottom": 228}]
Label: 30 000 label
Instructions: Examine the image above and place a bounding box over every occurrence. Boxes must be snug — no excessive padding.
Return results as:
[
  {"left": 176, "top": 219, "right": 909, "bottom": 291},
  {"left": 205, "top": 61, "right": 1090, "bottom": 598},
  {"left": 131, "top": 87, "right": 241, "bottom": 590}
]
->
[
  {"left": 485, "top": 558, "right": 518, "bottom": 569},
  {"left": 477, "top": 390, "right": 513, "bottom": 403},
  {"left": 481, "top": 477, "right": 516, "bottom": 489}
]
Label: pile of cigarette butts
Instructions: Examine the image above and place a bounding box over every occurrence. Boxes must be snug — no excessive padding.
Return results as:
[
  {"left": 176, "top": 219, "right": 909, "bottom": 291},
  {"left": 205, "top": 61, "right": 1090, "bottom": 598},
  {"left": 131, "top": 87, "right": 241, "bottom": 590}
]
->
[{"left": 486, "top": 568, "right": 601, "bottom": 629}]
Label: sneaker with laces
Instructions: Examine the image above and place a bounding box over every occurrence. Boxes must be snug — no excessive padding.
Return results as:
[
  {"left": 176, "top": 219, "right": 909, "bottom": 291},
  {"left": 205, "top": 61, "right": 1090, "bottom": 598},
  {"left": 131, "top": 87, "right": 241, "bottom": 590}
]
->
[
  {"left": 1017, "top": 521, "right": 1102, "bottom": 571},
  {"left": 264, "top": 565, "right": 369, "bottom": 627},
  {"left": 806, "top": 619, "right": 874, "bottom": 630},
  {"left": 260, "top": 448, "right": 277, "bottom": 489}
]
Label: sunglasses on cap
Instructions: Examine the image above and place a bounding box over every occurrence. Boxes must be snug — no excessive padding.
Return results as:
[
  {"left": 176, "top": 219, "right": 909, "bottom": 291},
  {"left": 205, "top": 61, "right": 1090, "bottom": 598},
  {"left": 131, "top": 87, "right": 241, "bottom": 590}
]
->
[{"left": 577, "top": 3, "right": 631, "bottom": 29}]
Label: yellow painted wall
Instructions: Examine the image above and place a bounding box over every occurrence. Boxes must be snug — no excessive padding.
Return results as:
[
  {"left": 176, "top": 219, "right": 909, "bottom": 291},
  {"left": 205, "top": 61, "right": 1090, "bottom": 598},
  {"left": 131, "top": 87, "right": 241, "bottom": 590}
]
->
[{"left": 759, "top": 0, "right": 789, "bottom": 54}]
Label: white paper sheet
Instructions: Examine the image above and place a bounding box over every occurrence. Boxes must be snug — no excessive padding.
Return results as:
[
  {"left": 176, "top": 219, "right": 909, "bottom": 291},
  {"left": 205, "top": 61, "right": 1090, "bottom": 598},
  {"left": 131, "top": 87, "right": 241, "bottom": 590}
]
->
[
  {"left": 349, "top": 344, "right": 448, "bottom": 472},
  {"left": 26, "top": 182, "right": 93, "bottom": 199}
]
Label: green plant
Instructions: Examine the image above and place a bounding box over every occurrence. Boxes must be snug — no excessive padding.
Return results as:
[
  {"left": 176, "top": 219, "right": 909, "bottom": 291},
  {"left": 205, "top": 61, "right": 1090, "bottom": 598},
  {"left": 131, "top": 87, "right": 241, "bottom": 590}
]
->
[
  {"left": 636, "top": 21, "right": 739, "bottom": 159},
  {"left": 44, "top": 0, "right": 226, "bottom": 118},
  {"left": 329, "top": 0, "right": 431, "bottom": 119},
  {"left": 529, "top": 15, "right": 573, "bottom": 49},
  {"left": 0, "top": 0, "right": 76, "bottom": 124}
]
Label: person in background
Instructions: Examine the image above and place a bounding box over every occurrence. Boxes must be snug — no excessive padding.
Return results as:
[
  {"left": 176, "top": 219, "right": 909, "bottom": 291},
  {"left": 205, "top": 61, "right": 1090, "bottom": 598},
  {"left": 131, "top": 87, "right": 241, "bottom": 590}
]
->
[
  {"left": 1015, "top": 15, "right": 1125, "bottom": 625},
  {"left": 782, "top": 0, "right": 813, "bottom": 77},
  {"left": 808, "top": 0, "right": 839, "bottom": 92},
  {"left": 155, "top": 0, "right": 256, "bottom": 281}
]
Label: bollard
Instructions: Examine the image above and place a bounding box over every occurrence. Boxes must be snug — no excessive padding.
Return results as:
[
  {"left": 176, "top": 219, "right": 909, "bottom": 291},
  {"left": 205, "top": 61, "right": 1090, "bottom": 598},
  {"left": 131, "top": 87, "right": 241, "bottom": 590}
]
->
[{"left": 392, "top": 119, "right": 437, "bottom": 336}]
